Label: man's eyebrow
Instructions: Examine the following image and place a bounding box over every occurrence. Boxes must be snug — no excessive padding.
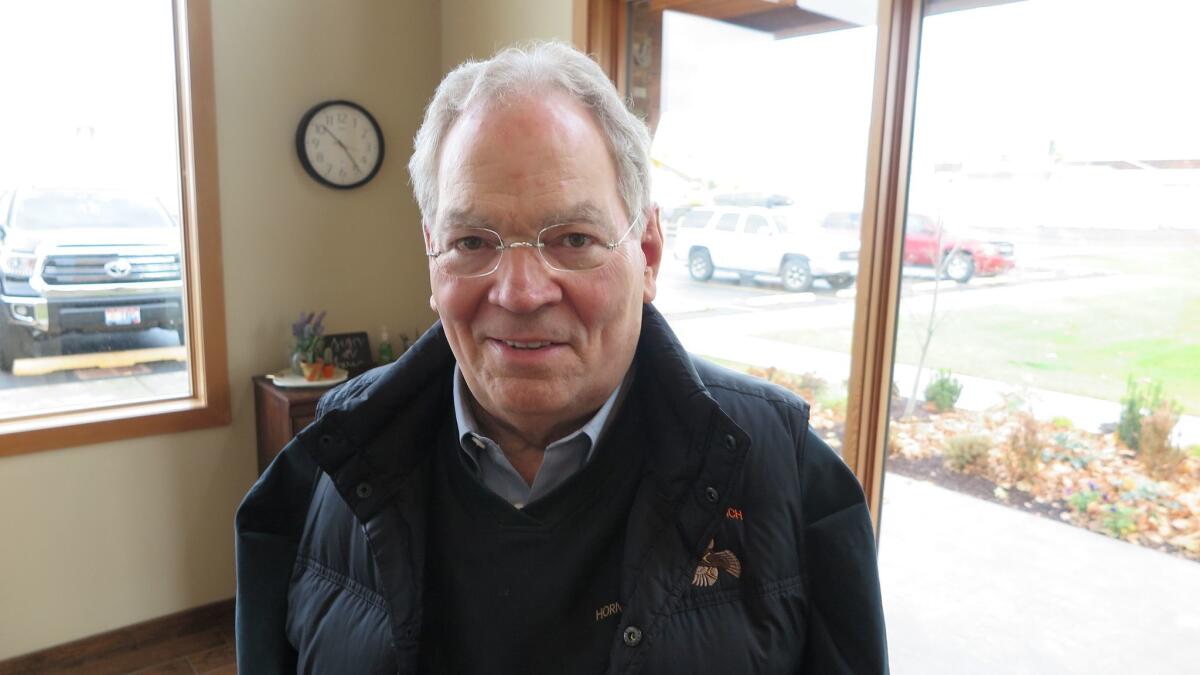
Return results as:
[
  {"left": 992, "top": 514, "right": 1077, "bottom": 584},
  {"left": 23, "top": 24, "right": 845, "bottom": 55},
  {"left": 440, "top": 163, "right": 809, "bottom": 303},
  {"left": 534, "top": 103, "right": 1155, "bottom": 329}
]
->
[
  {"left": 441, "top": 209, "right": 492, "bottom": 229},
  {"left": 536, "top": 202, "right": 607, "bottom": 229},
  {"left": 440, "top": 203, "right": 609, "bottom": 231}
]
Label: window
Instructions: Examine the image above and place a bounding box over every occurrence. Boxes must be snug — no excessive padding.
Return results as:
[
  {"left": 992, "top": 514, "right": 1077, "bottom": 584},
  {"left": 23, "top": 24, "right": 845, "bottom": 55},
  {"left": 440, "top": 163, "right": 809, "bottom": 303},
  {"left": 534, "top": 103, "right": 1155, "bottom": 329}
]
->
[
  {"left": 743, "top": 215, "right": 769, "bottom": 235},
  {"left": 0, "top": 0, "right": 229, "bottom": 456},
  {"left": 625, "top": 2, "right": 879, "bottom": 457},
  {"left": 681, "top": 209, "right": 713, "bottom": 228},
  {"left": 599, "top": 0, "right": 1200, "bottom": 669},
  {"left": 878, "top": 1, "right": 1200, "bottom": 669}
]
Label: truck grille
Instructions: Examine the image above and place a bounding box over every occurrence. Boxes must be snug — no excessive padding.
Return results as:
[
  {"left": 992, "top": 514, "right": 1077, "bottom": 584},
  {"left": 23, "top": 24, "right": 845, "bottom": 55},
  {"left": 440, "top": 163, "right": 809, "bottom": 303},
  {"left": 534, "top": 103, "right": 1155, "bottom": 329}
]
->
[{"left": 41, "top": 252, "right": 181, "bottom": 285}]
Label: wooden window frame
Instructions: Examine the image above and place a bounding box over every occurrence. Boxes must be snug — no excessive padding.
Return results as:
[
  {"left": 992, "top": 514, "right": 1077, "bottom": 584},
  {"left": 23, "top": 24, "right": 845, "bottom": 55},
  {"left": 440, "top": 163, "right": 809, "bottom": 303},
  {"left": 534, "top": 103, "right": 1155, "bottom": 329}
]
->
[
  {"left": 587, "top": 0, "right": 924, "bottom": 529},
  {"left": 0, "top": 0, "right": 230, "bottom": 458}
]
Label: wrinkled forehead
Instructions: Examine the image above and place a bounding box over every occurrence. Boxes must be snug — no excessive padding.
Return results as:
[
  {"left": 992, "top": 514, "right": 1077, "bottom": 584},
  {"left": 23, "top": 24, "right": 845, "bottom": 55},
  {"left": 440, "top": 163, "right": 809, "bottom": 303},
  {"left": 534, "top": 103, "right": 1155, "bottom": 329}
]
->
[
  {"left": 432, "top": 92, "right": 623, "bottom": 233},
  {"left": 438, "top": 201, "right": 612, "bottom": 234}
]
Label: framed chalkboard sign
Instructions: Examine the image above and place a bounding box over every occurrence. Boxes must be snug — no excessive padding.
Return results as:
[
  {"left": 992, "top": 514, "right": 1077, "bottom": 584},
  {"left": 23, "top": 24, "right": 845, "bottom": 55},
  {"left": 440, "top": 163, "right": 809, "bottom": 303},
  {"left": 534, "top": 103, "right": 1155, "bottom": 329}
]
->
[{"left": 323, "top": 332, "right": 373, "bottom": 376}]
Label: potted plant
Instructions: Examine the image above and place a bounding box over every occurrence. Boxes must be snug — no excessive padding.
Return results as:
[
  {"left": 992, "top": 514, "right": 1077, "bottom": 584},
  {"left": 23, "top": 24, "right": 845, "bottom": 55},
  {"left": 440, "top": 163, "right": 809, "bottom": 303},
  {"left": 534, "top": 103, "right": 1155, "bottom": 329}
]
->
[{"left": 291, "top": 310, "right": 327, "bottom": 380}]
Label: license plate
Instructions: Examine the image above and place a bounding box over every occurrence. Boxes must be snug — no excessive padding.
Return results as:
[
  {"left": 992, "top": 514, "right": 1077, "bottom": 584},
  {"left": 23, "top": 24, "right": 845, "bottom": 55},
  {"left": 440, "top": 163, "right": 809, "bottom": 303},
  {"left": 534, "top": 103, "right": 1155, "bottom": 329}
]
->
[{"left": 104, "top": 306, "right": 142, "bottom": 326}]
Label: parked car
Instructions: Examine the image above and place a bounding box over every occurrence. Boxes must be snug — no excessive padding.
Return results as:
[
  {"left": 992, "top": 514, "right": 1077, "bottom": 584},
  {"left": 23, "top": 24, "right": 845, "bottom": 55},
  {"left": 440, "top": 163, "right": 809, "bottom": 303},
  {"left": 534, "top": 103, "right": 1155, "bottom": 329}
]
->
[
  {"left": 0, "top": 189, "right": 185, "bottom": 371},
  {"left": 821, "top": 211, "right": 1014, "bottom": 283},
  {"left": 713, "top": 192, "right": 794, "bottom": 208},
  {"left": 673, "top": 206, "right": 859, "bottom": 292}
]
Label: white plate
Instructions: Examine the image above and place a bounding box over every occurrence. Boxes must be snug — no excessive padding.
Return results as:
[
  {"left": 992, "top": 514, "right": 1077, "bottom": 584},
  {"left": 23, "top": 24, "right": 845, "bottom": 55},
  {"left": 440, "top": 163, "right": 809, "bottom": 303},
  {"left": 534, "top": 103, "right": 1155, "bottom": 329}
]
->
[{"left": 267, "top": 367, "right": 348, "bottom": 388}]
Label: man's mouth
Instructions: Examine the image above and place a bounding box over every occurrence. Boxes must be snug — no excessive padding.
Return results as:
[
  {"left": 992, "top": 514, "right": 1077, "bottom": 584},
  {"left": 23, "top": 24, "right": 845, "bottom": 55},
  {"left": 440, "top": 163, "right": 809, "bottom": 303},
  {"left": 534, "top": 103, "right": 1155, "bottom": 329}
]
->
[{"left": 501, "top": 340, "right": 554, "bottom": 350}]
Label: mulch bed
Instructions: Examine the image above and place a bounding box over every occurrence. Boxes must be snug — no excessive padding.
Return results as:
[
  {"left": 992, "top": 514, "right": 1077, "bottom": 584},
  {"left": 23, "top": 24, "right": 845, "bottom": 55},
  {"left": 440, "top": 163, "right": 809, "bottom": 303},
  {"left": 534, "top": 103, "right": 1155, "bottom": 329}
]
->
[{"left": 747, "top": 366, "right": 1200, "bottom": 564}]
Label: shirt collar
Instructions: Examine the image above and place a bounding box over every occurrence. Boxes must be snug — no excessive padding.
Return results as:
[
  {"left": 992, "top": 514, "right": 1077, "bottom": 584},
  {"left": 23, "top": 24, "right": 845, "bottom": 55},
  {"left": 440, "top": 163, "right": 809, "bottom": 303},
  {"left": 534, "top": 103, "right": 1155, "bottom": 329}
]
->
[{"left": 452, "top": 363, "right": 625, "bottom": 461}]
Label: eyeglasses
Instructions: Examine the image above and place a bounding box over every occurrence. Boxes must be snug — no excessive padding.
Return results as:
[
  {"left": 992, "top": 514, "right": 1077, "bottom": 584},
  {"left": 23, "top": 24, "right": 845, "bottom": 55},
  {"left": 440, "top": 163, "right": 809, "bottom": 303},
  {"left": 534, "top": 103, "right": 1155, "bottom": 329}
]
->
[{"left": 427, "top": 214, "right": 642, "bottom": 278}]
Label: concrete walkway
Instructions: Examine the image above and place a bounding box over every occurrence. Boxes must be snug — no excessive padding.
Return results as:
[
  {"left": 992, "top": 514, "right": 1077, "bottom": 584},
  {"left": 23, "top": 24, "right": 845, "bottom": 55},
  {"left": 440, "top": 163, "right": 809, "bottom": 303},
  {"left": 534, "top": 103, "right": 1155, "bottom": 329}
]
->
[{"left": 880, "top": 474, "right": 1200, "bottom": 674}]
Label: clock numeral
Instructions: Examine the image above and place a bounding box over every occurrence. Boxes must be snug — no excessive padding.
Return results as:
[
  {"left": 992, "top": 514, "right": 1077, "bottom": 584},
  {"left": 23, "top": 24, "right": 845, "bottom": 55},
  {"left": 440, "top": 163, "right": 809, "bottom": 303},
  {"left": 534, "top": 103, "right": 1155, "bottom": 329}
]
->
[
  {"left": 314, "top": 152, "right": 324, "bottom": 162},
  {"left": 309, "top": 137, "right": 319, "bottom": 149},
  {"left": 324, "top": 114, "right": 333, "bottom": 126},
  {"left": 338, "top": 168, "right": 346, "bottom": 178},
  {"left": 337, "top": 112, "right": 348, "bottom": 123},
  {"left": 324, "top": 163, "right": 333, "bottom": 176},
  {"left": 352, "top": 117, "right": 358, "bottom": 128},
  {"left": 360, "top": 156, "right": 368, "bottom": 165},
  {"left": 361, "top": 129, "right": 368, "bottom": 139}
]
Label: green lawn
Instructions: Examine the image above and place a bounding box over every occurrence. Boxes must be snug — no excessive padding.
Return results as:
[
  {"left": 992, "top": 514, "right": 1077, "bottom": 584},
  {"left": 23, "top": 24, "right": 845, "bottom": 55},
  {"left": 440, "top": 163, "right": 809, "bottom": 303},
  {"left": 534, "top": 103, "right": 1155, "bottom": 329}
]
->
[{"left": 760, "top": 279, "right": 1200, "bottom": 413}]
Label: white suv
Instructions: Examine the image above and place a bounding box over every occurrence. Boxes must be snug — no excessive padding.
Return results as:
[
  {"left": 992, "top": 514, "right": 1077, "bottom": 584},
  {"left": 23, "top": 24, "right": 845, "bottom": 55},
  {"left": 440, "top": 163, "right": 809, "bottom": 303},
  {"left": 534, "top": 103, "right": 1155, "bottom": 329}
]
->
[{"left": 671, "top": 206, "right": 859, "bottom": 292}]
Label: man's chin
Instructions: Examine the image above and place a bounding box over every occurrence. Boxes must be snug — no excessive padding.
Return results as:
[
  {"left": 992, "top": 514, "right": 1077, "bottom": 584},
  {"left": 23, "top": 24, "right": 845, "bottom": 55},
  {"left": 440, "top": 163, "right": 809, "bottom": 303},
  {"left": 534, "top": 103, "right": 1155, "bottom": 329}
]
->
[{"left": 485, "top": 386, "right": 572, "bottom": 419}]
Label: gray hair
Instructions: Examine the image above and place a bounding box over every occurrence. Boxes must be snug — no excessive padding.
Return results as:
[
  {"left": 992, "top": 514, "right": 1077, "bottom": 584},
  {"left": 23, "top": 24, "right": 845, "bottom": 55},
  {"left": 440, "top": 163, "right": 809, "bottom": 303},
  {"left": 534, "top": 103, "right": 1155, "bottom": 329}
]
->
[{"left": 408, "top": 41, "right": 652, "bottom": 233}]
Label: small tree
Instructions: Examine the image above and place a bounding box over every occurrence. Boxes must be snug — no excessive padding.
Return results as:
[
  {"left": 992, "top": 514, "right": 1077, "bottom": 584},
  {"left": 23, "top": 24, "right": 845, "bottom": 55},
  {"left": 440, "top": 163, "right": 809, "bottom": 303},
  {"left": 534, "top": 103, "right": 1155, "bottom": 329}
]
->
[
  {"left": 1139, "top": 401, "right": 1184, "bottom": 479},
  {"left": 902, "top": 214, "right": 966, "bottom": 418},
  {"left": 1006, "top": 411, "right": 1041, "bottom": 482}
]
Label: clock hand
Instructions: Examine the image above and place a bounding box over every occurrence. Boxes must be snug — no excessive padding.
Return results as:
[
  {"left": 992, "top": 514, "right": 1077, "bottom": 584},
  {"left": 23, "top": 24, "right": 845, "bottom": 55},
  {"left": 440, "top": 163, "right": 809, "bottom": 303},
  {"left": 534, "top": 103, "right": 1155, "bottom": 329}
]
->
[{"left": 317, "top": 124, "right": 363, "bottom": 174}]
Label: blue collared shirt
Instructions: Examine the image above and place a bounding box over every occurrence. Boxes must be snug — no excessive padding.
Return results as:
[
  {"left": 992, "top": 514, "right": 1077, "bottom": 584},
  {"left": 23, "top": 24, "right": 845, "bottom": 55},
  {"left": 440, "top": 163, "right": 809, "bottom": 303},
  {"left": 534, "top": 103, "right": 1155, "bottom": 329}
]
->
[{"left": 452, "top": 365, "right": 625, "bottom": 508}]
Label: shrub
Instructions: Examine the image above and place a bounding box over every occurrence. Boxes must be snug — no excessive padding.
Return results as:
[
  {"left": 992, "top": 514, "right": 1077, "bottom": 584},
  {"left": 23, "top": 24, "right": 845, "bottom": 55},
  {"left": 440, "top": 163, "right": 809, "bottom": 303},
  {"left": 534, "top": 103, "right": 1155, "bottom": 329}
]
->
[
  {"left": 816, "top": 391, "right": 847, "bottom": 417},
  {"left": 1051, "top": 416, "right": 1073, "bottom": 431},
  {"left": 943, "top": 434, "right": 991, "bottom": 472},
  {"left": 750, "top": 367, "right": 828, "bottom": 399},
  {"left": 924, "top": 369, "right": 963, "bottom": 412},
  {"left": 1139, "top": 401, "right": 1185, "bottom": 479},
  {"left": 1006, "top": 411, "right": 1042, "bottom": 481},
  {"left": 1103, "top": 505, "right": 1137, "bottom": 538},
  {"left": 1068, "top": 489, "right": 1099, "bottom": 513},
  {"left": 1118, "top": 377, "right": 1164, "bottom": 451}
]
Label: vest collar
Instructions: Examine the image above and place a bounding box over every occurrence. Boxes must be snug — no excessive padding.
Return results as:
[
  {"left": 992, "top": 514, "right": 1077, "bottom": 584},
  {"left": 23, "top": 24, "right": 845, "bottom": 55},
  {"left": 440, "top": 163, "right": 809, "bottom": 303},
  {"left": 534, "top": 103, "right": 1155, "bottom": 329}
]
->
[{"left": 299, "top": 304, "right": 749, "bottom": 526}]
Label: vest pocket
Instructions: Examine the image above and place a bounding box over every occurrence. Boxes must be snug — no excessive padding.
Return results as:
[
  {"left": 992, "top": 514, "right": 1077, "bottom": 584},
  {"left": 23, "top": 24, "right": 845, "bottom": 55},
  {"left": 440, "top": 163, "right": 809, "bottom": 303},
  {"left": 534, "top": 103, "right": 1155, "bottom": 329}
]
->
[{"left": 671, "top": 573, "right": 805, "bottom": 614}]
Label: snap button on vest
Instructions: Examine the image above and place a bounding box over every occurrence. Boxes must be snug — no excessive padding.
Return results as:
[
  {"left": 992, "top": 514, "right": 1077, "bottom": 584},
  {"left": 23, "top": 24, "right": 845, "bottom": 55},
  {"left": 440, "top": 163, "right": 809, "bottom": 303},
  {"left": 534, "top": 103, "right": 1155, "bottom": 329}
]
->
[
  {"left": 705, "top": 486, "right": 720, "bottom": 503},
  {"left": 319, "top": 434, "right": 334, "bottom": 447},
  {"left": 723, "top": 433, "right": 736, "bottom": 450},
  {"left": 355, "top": 482, "right": 373, "bottom": 499},
  {"left": 623, "top": 625, "right": 643, "bottom": 647}
]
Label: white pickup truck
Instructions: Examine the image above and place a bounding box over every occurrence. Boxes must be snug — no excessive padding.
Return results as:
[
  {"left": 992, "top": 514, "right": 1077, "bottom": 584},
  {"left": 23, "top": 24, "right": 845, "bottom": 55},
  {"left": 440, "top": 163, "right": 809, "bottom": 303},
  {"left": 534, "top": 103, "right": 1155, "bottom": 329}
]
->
[
  {"left": 671, "top": 206, "right": 859, "bottom": 292},
  {"left": 0, "top": 189, "right": 184, "bottom": 371}
]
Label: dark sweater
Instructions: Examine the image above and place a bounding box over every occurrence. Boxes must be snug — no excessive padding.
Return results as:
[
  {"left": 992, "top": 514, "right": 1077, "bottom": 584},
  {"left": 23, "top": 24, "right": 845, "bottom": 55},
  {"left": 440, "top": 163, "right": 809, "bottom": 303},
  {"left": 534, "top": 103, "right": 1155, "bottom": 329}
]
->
[{"left": 418, "top": 397, "right": 647, "bottom": 674}]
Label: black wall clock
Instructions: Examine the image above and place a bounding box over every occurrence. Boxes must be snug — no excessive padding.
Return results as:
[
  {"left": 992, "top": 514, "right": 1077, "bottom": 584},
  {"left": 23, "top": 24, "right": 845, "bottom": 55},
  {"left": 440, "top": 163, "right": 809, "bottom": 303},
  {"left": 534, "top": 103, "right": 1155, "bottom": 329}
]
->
[{"left": 296, "top": 99, "right": 384, "bottom": 189}]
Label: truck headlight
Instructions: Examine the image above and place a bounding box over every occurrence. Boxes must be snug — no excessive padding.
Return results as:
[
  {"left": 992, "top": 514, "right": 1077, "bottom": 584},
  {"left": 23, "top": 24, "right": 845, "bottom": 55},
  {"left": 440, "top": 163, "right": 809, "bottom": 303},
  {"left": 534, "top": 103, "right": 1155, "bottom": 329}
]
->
[{"left": 1, "top": 251, "right": 37, "bottom": 277}]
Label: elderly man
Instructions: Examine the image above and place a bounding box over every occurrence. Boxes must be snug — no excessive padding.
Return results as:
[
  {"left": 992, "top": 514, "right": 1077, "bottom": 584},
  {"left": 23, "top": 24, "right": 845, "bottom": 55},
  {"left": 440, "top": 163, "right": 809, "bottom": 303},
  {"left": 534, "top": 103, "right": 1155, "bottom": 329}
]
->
[{"left": 236, "top": 42, "right": 887, "bottom": 674}]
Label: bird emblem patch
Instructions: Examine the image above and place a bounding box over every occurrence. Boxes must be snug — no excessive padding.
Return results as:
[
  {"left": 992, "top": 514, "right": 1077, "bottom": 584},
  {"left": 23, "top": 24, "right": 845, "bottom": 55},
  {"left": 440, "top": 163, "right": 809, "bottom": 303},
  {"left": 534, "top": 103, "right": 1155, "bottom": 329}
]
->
[{"left": 692, "top": 538, "right": 742, "bottom": 587}]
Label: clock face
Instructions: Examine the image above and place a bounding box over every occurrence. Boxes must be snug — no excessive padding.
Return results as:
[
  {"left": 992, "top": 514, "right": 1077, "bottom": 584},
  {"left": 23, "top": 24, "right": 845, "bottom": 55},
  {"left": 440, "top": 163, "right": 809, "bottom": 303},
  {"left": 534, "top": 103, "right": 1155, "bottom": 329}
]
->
[{"left": 296, "top": 100, "right": 384, "bottom": 189}]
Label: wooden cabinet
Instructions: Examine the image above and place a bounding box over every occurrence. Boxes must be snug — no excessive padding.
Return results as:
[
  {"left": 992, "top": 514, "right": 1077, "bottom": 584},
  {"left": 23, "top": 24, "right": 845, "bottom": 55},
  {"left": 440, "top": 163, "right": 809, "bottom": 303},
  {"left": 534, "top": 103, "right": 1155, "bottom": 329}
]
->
[{"left": 252, "top": 375, "right": 326, "bottom": 473}]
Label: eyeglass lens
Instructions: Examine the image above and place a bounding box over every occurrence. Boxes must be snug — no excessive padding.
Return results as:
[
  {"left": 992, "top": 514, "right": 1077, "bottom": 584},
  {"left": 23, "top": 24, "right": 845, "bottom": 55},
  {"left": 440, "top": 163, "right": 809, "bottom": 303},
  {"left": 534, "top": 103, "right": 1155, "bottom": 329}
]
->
[{"left": 431, "top": 220, "right": 632, "bottom": 277}]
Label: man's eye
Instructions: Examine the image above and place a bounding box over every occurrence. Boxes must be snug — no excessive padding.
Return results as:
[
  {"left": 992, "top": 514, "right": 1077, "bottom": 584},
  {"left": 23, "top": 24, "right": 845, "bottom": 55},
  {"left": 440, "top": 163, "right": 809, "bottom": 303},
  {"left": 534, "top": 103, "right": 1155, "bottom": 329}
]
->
[
  {"left": 555, "top": 231, "right": 597, "bottom": 248},
  {"left": 453, "top": 236, "right": 488, "bottom": 252}
]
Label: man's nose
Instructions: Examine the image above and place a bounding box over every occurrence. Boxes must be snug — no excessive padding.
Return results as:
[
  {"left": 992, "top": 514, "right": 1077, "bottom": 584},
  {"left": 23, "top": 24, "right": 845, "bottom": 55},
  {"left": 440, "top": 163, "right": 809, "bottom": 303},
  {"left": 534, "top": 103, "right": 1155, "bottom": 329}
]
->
[{"left": 487, "top": 245, "right": 563, "bottom": 312}]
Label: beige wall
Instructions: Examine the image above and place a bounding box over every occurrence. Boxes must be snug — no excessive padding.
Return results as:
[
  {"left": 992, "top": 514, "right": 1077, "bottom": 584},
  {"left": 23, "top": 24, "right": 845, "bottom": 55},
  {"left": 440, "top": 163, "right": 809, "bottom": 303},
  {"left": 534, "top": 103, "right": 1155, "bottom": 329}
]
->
[
  {"left": 440, "top": 0, "right": 576, "bottom": 72},
  {"left": 0, "top": 0, "right": 440, "bottom": 660}
]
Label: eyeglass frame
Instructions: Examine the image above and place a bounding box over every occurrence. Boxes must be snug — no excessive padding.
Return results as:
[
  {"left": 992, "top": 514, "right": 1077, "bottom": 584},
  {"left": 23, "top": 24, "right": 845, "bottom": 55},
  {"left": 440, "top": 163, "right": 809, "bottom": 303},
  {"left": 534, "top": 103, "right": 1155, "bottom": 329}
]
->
[{"left": 425, "top": 212, "right": 645, "bottom": 278}]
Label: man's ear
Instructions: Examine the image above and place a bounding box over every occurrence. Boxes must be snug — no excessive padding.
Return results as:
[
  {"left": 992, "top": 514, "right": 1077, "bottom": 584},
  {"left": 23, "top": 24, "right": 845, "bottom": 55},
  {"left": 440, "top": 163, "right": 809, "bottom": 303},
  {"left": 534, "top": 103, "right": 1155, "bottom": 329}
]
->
[
  {"left": 641, "top": 204, "right": 663, "bottom": 304},
  {"left": 424, "top": 224, "right": 439, "bottom": 313}
]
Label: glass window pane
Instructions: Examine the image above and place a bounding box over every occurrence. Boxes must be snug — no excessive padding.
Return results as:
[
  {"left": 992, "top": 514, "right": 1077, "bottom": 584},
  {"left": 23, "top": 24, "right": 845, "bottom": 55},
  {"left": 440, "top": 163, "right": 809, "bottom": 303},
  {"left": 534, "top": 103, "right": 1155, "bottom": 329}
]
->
[
  {"left": 744, "top": 215, "right": 769, "bottom": 234},
  {"left": 0, "top": 1, "right": 191, "bottom": 419},
  {"left": 629, "top": 3, "right": 880, "bottom": 457},
  {"left": 880, "top": 1, "right": 1200, "bottom": 670}
]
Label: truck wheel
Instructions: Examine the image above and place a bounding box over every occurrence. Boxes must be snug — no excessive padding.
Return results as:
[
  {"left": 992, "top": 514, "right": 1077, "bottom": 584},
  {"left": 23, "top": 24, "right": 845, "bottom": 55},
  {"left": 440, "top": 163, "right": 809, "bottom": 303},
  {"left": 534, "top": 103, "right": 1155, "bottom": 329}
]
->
[
  {"left": 0, "top": 323, "right": 31, "bottom": 373},
  {"left": 780, "top": 257, "right": 813, "bottom": 292},
  {"left": 688, "top": 249, "right": 714, "bottom": 281},
  {"left": 827, "top": 275, "right": 855, "bottom": 290},
  {"left": 943, "top": 252, "right": 975, "bottom": 284}
]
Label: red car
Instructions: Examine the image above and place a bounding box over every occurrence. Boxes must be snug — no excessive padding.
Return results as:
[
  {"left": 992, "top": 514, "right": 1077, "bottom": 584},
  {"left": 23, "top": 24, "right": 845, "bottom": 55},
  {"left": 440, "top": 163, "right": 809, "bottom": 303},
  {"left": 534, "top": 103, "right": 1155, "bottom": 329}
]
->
[{"left": 822, "top": 212, "right": 1014, "bottom": 283}]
